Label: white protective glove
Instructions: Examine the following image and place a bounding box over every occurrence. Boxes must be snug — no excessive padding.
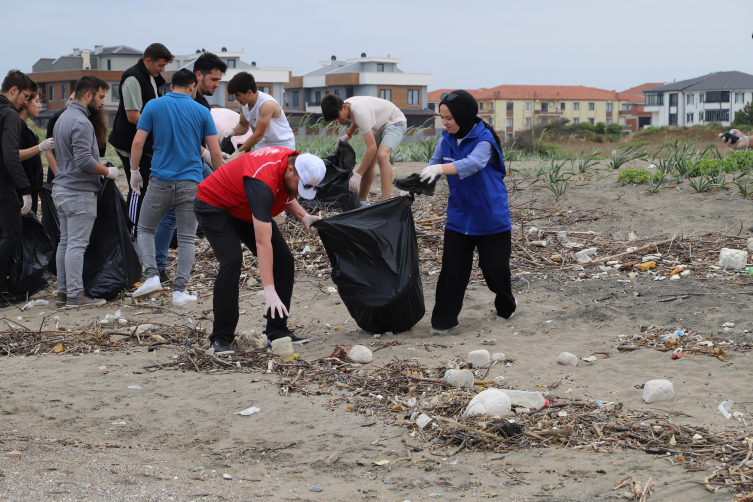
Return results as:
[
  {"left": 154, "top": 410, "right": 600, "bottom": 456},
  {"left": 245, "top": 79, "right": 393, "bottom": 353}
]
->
[
  {"left": 221, "top": 152, "right": 231, "bottom": 163},
  {"left": 106, "top": 166, "right": 119, "bottom": 180},
  {"left": 338, "top": 135, "right": 350, "bottom": 143},
  {"left": 349, "top": 172, "right": 362, "bottom": 192},
  {"left": 223, "top": 129, "right": 235, "bottom": 139},
  {"left": 263, "top": 285, "right": 289, "bottom": 319},
  {"left": 720, "top": 129, "right": 750, "bottom": 151},
  {"left": 130, "top": 169, "right": 143, "bottom": 196},
  {"left": 38, "top": 137, "right": 54, "bottom": 152},
  {"left": 302, "top": 214, "right": 321, "bottom": 234},
  {"left": 201, "top": 147, "right": 212, "bottom": 165},
  {"left": 21, "top": 195, "right": 32, "bottom": 215},
  {"left": 419, "top": 165, "right": 443, "bottom": 183}
]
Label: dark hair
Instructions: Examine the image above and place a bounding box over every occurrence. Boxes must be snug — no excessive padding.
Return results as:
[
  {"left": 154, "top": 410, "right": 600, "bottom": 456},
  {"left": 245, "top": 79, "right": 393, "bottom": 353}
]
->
[
  {"left": 321, "top": 94, "right": 344, "bottom": 121},
  {"left": 194, "top": 52, "right": 227, "bottom": 76},
  {"left": 1, "top": 70, "right": 31, "bottom": 93},
  {"left": 26, "top": 78, "right": 40, "bottom": 100},
  {"left": 143, "top": 43, "right": 174, "bottom": 63},
  {"left": 172, "top": 69, "right": 198, "bottom": 88},
  {"left": 226, "top": 71, "right": 257, "bottom": 95},
  {"left": 89, "top": 105, "right": 107, "bottom": 149},
  {"left": 74, "top": 75, "right": 110, "bottom": 99}
]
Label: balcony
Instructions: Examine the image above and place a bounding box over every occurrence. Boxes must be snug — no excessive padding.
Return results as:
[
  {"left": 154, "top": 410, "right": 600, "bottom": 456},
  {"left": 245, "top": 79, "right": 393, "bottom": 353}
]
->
[
  {"left": 478, "top": 109, "right": 494, "bottom": 116},
  {"left": 534, "top": 109, "right": 563, "bottom": 116}
]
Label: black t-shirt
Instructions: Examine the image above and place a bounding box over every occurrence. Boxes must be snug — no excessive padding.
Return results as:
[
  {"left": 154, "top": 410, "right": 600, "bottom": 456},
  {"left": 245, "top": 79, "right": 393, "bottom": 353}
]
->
[
  {"left": 195, "top": 93, "right": 211, "bottom": 150},
  {"left": 20, "top": 125, "right": 43, "bottom": 193},
  {"left": 45, "top": 108, "right": 66, "bottom": 182},
  {"left": 243, "top": 177, "right": 275, "bottom": 223}
]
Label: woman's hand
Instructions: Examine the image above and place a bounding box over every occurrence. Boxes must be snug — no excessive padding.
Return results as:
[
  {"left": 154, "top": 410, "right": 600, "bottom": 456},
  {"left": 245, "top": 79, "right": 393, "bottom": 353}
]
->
[
  {"left": 720, "top": 129, "right": 750, "bottom": 150},
  {"left": 419, "top": 165, "right": 443, "bottom": 182},
  {"left": 39, "top": 138, "right": 54, "bottom": 152}
]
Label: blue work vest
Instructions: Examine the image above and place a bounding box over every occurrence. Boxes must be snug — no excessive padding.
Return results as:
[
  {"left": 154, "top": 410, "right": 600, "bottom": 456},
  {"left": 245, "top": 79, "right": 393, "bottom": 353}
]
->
[{"left": 441, "top": 121, "right": 511, "bottom": 236}]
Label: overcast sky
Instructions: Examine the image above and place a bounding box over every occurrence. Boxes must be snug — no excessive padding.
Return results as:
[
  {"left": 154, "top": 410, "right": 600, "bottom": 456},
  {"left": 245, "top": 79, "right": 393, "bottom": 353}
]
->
[{"left": 2, "top": 0, "right": 750, "bottom": 93}]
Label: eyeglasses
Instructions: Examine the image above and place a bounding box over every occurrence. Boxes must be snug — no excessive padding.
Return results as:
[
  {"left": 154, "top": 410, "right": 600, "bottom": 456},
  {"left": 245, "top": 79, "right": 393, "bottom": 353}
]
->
[
  {"left": 303, "top": 184, "right": 321, "bottom": 192},
  {"left": 440, "top": 92, "right": 458, "bottom": 102},
  {"left": 20, "top": 90, "right": 30, "bottom": 101}
]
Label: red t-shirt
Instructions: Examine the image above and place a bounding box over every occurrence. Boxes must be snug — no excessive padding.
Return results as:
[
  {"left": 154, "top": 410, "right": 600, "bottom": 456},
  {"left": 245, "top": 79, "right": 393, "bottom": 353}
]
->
[{"left": 196, "top": 146, "right": 299, "bottom": 223}]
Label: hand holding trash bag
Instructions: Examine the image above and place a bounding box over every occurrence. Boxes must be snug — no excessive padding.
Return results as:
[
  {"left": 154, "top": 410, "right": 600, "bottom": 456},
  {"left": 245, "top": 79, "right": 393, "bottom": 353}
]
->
[
  {"left": 264, "top": 285, "right": 288, "bottom": 319},
  {"left": 106, "top": 166, "right": 119, "bottom": 180},
  {"left": 349, "top": 172, "right": 362, "bottom": 192},
  {"left": 38, "top": 137, "right": 54, "bottom": 152},
  {"left": 302, "top": 214, "right": 321, "bottom": 234},
  {"left": 338, "top": 135, "right": 350, "bottom": 143},
  {"left": 419, "top": 164, "right": 443, "bottom": 183},
  {"left": 129, "top": 169, "right": 143, "bottom": 195},
  {"left": 21, "top": 195, "right": 32, "bottom": 215}
]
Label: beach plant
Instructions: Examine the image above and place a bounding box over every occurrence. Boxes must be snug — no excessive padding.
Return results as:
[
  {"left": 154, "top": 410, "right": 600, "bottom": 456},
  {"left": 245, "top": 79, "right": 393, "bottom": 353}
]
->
[
  {"left": 577, "top": 149, "right": 600, "bottom": 174},
  {"left": 647, "top": 172, "right": 665, "bottom": 193},
  {"left": 688, "top": 176, "right": 712, "bottom": 193},
  {"left": 618, "top": 169, "right": 651, "bottom": 184},
  {"left": 734, "top": 174, "right": 753, "bottom": 198},
  {"left": 607, "top": 144, "right": 646, "bottom": 170}
]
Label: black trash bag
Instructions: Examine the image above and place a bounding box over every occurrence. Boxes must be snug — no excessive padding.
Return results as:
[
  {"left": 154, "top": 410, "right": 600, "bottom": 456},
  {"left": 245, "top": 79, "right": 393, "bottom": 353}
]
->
[
  {"left": 220, "top": 136, "right": 236, "bottom": 156},
  {"left": 82, "top": 179, "right": 142, "bottom": 300},
  {"left": 7, "top": 213, "right": 54, "bottom": 296},
  {"left": 300, "top": 141, "right": 359, "bottom": 212},
  {"left": 313, "top": 196, "right": 424, "bottom": 333},
  {"left": 39, "top": 183, "right": 60, "bottom": 275}
]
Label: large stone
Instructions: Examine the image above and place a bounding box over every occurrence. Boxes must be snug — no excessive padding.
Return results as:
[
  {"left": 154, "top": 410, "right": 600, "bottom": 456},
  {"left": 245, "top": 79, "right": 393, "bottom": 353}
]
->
[
  {"left": 465, "top": 389, "right": 512, "bottom": 417},
  {"left": 491, "top": 352, "right": 506, "bottom": 362},
  {"left": 348, "top": 345, "right": 373, "bottom": 364},
  {"left": 237, "top": 331, "right": 267, "bottom": 351},
  {"left": 643, "top": 379, "right": 674, "bottom": 403},
  {"left": 557, "top": 352, "right": 578, "bottom": 367},
  {"left": 468, "top": 349, "right": 491, "bottom": 368}
]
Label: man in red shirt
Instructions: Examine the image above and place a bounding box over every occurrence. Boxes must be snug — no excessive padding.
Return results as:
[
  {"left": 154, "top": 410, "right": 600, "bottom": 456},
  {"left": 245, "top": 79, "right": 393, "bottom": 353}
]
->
[{"left": 195, "top": 146, "right": 325, "bottom": 355}]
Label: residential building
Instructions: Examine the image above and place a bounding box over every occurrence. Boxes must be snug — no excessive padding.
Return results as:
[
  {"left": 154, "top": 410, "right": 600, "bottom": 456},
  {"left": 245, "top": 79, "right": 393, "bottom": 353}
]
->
[
  {"left": 283, "top": 55, "right": 435, "bottom": 129},
  {"left": 617, "top": 83, "right": 663, "bottom": 133},
  {"left": 28, "top": 45, "right": 143, "bottom": 125},
  {"left": 644, "top": 71, "right": 753, "bottom": 127},
  {"left": 163, "top": 49, "right": 290, "bottom": 110}
]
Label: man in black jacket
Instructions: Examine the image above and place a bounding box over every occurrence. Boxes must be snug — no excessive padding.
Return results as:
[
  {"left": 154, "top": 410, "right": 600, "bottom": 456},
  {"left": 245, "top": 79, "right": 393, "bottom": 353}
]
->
[
  {"left": 0, "top": 70, "right": 34, "bottom": 303},
  {"left": 108, "top": 43, "right": 173, "bottom": 234}
]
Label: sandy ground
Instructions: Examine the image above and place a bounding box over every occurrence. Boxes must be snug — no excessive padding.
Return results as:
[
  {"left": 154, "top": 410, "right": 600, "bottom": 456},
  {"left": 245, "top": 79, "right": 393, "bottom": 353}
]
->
[{"left": 2, "top": 161, "right": 753, "bottom": 501}]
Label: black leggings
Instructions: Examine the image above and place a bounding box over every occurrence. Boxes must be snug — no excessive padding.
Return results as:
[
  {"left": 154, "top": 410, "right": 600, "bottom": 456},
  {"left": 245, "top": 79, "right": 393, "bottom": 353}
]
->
[
  {"left": 431, "top": 228, "right": 515, "bottom": 330},
  {"left": 0, "top": 188, "right": 22, "bottom": 292},
  {"left": 195, "top": 206, "right": 295, "bottom": 344}
]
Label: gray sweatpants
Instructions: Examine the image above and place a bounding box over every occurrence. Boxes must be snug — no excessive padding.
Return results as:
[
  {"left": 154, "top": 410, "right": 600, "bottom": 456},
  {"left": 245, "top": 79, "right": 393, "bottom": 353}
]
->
[
  {"left": 52, "top": 185, "right": 98, "bottom": 299},
  {"left": 136, "top": 177, "right": 198, "bottom": 292}
]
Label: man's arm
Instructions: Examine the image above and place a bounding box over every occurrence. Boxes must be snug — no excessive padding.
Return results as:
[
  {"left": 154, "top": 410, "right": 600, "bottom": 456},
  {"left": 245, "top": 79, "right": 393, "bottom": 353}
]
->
[
  {"left": 205, "top": 135, "right": 223, "bottom": 170},
  {"left": 45, "top": 150, "right": 58, "bottom": 175},
  {"left": 346, "top": 122, "right": 358, "bottom": 137},
  {"left": 253, "top": 217, "right": 275, "bottom": 287},
  {"left": 71, "top": 121, "right": 109, "bottom": 176},
  {"left": 0, "top": 113, "right": 31, "bottom": 195},
  {"left": 122, "top": 77, "right": 143, "bottom": 125},
  {"left": 126, "top": 110, "right": 141, "bottom": 125},
  {"left": 234, "top": 105, "right": 250, "bottom": 136},
  {"left": 357, "top": 131, "right": 378, "bottom": 176},
  {"left": 130, "top": 130, "right": 148, "bottom": 173},
  {"left": 238, "top": 101, "right": 276, "bottom": 152}
]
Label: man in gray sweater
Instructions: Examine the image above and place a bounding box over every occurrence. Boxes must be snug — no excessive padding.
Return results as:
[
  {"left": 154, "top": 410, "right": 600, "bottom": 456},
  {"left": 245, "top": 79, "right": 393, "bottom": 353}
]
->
[{"left": 52, "top": 76, "right": 119, "bottom": 307}]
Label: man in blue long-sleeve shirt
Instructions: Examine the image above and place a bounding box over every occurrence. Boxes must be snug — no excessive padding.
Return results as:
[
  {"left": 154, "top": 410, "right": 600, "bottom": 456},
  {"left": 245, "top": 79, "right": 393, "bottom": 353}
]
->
[{"left": 52, "top": 76, "right": 119, "bottom": 308}]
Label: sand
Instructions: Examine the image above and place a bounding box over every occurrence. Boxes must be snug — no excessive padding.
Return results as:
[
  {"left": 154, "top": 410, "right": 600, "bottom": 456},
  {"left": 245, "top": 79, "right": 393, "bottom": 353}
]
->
[{"left": 1, "top": 162, "right": 752, "bottom": 501}]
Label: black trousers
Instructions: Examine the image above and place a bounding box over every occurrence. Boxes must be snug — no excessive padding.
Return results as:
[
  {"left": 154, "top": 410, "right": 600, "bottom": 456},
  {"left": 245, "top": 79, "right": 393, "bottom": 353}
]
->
[
  {"left": 0, "top": 187, "right": 22, "bottom": 293},
  {"left": 195, "top": 206, "right": 295, "bottom": 345},
  {"left": 117, "top": 151, "right": 152, "bottom": 235},
  {"left": 431, "top": 228, "right": 515, "bottom": 330}
]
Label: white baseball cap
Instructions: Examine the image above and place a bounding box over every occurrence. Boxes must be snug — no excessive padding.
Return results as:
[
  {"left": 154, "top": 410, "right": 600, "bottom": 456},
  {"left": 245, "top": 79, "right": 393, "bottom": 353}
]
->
[{"left": 295, "top": 153, "right": 326, "bottom": 200}]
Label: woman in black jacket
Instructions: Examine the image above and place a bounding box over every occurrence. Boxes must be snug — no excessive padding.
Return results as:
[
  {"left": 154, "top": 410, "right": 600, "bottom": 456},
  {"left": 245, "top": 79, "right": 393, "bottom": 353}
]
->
[{"left": 18, "top": 85, "right": 54, "bottom": 213}]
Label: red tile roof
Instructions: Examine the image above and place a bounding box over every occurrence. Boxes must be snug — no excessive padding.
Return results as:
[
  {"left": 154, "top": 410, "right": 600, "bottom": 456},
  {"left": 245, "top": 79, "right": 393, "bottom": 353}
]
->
[{"left": 619, "top": 83, "right": 665, "bottom": 103}]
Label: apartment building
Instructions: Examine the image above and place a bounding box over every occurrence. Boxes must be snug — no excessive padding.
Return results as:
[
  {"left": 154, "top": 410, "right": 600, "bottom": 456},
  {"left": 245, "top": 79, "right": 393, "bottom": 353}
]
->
[
  {"left": 618, "top": 83, "right": 663, "bottom": 133},
  {"left": 164, "top": 49, "right": 290, "bottom": 110},
  {"left": 283, "top": 55, "right": 435, "bottom": 128},
  {"left": 28, "top": 45, "right": 143, "bottom": 125},
  {"left": 644, "top": 71, "right": 753, "bottom": 127}
]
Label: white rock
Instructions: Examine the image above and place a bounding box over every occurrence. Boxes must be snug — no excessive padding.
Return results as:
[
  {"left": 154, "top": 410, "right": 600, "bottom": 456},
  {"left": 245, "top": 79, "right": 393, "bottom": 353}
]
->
[
  {"left": 468, "top": 349, "right": 491, "bottom": 368},
  {"left": 557, "top": 352, "right": 578, "bottom": 367},
  {"left": 129, "top": 324, "right": 153, "bottom": 335},
  {"left": 237, "top": 331, "right": 268, "bottom": 351},
  {"left": 747, "top": 237, "right": 753, "bottom": 253},
  {"left": 118, "top": 318, "right": 128, "bottom": 325},
  {"left": 491, "top": 352, "right": 506, "bottom": 362},
  {"left": 719, "top": 248, "right": 748, "bottom": 270},
  {"left": 415, "top": 413, "right": 433, "bottom": 429},
  {"left": 464, "top": 389, "right": 511, "bottom": 417},
  {"left": 481, "top": 339, "right": 497, "bottom": 346},
  {"left": 348, "top": 345, "right": 373, "bottom": 364},
  {"left": 643, "top": 379, "right": 674, "bottom": 403},
  {"left": 722, "top": 322, "right": 735, "bottom": 328}
]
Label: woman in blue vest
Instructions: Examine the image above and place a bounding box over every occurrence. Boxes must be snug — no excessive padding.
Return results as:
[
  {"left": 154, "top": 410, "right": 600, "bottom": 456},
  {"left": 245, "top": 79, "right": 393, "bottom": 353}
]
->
[{"left": 419, "top": 90, "right": 516, "bottom": 334}]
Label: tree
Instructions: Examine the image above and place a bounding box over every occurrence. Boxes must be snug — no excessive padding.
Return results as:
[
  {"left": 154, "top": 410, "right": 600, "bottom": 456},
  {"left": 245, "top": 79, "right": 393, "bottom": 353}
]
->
[
  {"left": 594, "top": 122, "right": 606, "bottom": 134},
  {"left": 732, "top": 101, "right": 753, "bottom": 129}
]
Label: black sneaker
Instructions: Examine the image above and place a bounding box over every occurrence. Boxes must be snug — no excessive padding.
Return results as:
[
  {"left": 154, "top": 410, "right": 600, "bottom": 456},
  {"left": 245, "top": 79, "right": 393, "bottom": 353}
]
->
[
  {"left": 159, "top": 270, "right": 172, "bottom": 285},
  {"left": 206, "top": 340, "right": 235, "bottom": 356},
  {"left": 264, "top": 328, "right": 309, "bottom": 345},
  {"left": 394, "top": 173, "right": 437, "bottom": 196}
]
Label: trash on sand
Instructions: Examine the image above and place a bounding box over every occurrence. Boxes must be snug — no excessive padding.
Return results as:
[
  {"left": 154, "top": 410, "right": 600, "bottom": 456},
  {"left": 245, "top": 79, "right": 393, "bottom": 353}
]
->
[
  {"left": 465, "top": 389, "right": 512, "bottom": 417},
  {"left": 635, "top": 261, "right": 656, "bottom": 270},
  {"left": 468, "top": 349, "right": 491, "bottom": 368},
  {"left": 372, "top": 460, "right": 390, "bottom": 466},
  {"left": 501, "top": 390, "right": 547, "bottom": 409},
  {"left": 324, "top": 452, "right": 339, "bottom": 465},
  {"left": 530, "top": 240, "right": 547, "bottom": 247},
  {"left": 575, "top": 248, "right": 597, "bottom": 264},
  {"left": 53, "top": 344, "right": 63, "bottom": 353},
  {"left": 127, "top": 385, "right": 141, "bottom": 389},
  {"left": 415, "top": 413, "right": 433, "bottom": 429},
  {"left": 719, "top": 248, "right": 747, "bottom": 270},
  {"left": 310, "top": 486, "right": 323, "bottom": 492},
  {"left": 5, "top": 451, "right": 22, "bottom": 458},
  {"left": 582, "top": 356, "right": 597, "bottom": 363},
  {"left": 443, "top": 369, "right": 474, "bottom": 388},
  {"left": 20, "top": 299, "right": 48, "bottom": 311},
  {"left": 719, "top": 400, "right": 734, "bottom": 420},
  {"left": 722, "top": 322, "right": 735, "bottom": 328},
  {"left": 234, "top": 406, "right": 261, "bottom": 416},
  {"left": 271, "top": 337, "right": 294, "bottom": 358},
  {"left": 671, "top": 348, "right": 683, "bottom": 359},
  {"left": 223, "top": 473, "right": 232, "bottom": 480}
]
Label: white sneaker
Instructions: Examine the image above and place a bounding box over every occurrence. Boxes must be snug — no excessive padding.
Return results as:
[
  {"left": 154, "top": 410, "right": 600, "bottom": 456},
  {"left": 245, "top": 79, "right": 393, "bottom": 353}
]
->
[
  {"left": 497, "top": 298, "right": 518, "bottom": 321},
  {"left": 132, "top": 276, "right": 162, "bottom": 301},
  {"left": 173, "top": 290, "right": 197, "bottom": 307},
  {"left": 429, "top": 327, "right": 449, "bottom": 335},
  {"left": 359, "top": 200, "right": 371, "bottom": 207}
]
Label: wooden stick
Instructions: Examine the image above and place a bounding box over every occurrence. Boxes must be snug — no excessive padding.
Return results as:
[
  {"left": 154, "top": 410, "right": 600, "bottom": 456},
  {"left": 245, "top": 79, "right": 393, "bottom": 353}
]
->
[{"left": 590, "top": 239, "right": 674, "bottom": 265}]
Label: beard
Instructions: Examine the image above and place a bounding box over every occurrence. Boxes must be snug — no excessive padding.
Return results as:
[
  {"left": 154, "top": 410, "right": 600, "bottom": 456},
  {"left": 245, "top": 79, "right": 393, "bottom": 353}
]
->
[{"left": 87, "top": 100, "right": 107, "bottom": 148}]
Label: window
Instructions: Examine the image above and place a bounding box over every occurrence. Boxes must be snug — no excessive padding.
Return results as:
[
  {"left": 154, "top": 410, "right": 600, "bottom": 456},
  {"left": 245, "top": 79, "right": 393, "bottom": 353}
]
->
[
  {"left": 489, "top": 102, "right": 493, "bottom": 110},
  {"left": 587, "top": 118, "right": 595, "bottom": 125},
  {"left": 736, "top": 92, "right": 745, "bottom": 104},
  {"left": 606, "top": 102, "right": 613, "bottom": 112},
  {"left": 228, "top": 93, "right": 235, "bottom": 103},
  {"left": 346, "top": 88, "right": 354, "bottom": 98},
  {"left": 506, "top": 101, "right": 513, "bottom": 111},
  {"left": 379, "top": 89, "right": 391, "bottom": 101},
  {"left": 61, "top": 84, "right": 67, "bottom": 102},
  {"left": 621, "top": 118, "right": 626, "bottom": 126},
  {"left": 479, "top": 102, "right": 484, "bottom": 110},
  {"left": 291, "top": 90, "right": 299, "bottom": 108},
  {"left": 407, "top": 89, "right": 419, "bottom": 105},
  {"left": 525, "top": 101, "right": 532, "bottom": 110},
  {"left": 645, "top": 93, "right": 664, "bottom": 106},
  {"left": 377, "top": 63, "right": 384, "bottom": 72},
  {"left": 540, "top": 102, "right": 548, "bottom": 112},
  {"left": 669, "top": 93, "right": 678, "bottom": 107},
  {"left": 686, "top": 94, "right": 693, "bottom": 105},
  {"left": 573, "top": 117, "right": 580, "bottom": 124},
  {"left": 606, "top": 118, "right": 613, "bottom": 125},
  {"left": 705, "top": 91, "right": 729, "bottom": 103},
  {"left": 228, "top": 59, "right": 236, "bottom": 69},
  {"left": 524, "top": 117, "right": 532, "bottom": 127},
  {"left": 314, "top": 91, "right": 321, "bottom": 105},
  {"left": 705, "top": 109, "right": 730, "bottom": 122},
  {"left": 48, "top": 85, "right": 54, "bottom": 102},
  {"left": 488, "top": 117, "right": 494, "bottom": 126},
  {"left": 669, "top": 113, "right": 678, "bottom": 126},
  {"left": 259, "top": 86, "right": 270, "bottom": 94},
  {"left": 560, "top": 102, "right": 566, "bottom": 110},
  {"left": 506, "top": 118, "right": 513, "bottom": 128},
  {"left": 505, "top": 133, "right": 514, "bottom": 143},
  {"left": 107, "top": 59, "right": 111, "bottom": 70},
  {"left": 686, "top": 112, "right": 694, "bottom": 123},
  {"left": 622, "top": 103, "right": 631, "bottom": 111},
  {"left": 540, "top": 117, "right": 549, "bottom": 125},
  {"left": 573, "top": 102, "right": 580, "bottom": 111},
  {"left": 334, "top": 89, "right": 341, "bottom": 97},
  {"left": 699, "top": 93, "right": 704, "bottom": 103},
  {"left": 112, "top": 84, "right": 121, "bottom": 101},
  {"left": 588, "top": 102, "right": 595, "bottom": 111}
]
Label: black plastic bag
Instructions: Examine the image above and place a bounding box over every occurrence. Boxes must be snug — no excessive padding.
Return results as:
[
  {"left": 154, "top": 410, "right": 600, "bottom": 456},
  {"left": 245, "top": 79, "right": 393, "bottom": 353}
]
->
[
  {"left": 39, "top": 183, "right": 60, "bottom": 275},
  {"left": 82, "top": 179, "right": 141, "bottom": 300},
  {"left": 220, "top": 136, "right": 236, "bottom": 156},
  {"left": 7, "top": 213, "right": 54, "bottom": 296},
  {"left": 313, "top": 196, "right": 424, "bottom": 333},
  {"left": 300, "top": 141, "right": 359, "bottom": 212}
]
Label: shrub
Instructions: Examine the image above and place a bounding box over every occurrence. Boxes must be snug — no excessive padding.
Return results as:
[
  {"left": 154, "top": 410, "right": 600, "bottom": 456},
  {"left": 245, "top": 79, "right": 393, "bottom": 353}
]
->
[
  {"left": 594, "top": 122, "right": 606, "bottom": 134},
  {"left": 606, "top": 123, "right": 623, "bottom": 135},
  {"left": 635, "top": 126, "right": 660, "bottom": 136},
  {"left": 618, "top": 169, "right": 650, "bottom": 184}
]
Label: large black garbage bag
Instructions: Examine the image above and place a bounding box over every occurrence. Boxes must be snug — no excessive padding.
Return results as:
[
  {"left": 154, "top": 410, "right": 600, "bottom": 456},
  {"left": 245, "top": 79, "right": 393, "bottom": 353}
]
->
[
  {"left": 82, "top": 179, "right": 141, "bottom": 300},
  {"left": 300, "top": 142, "right": 359, "bottom": 212},
  {"left": 7, "top": 213, "right": 54, "bottom": 296},
  {"left": 39, "top": 183, "right": 60, "bottom": 275},
  {"left": 313, "top": 196, "right": 424, "bottom": 333}
]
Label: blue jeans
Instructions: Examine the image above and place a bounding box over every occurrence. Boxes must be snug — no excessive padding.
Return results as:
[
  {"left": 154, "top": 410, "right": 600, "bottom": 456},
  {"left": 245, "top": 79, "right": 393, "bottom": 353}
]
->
[{"left": 155, "top": 163, "right": 214, "bottom": 271}]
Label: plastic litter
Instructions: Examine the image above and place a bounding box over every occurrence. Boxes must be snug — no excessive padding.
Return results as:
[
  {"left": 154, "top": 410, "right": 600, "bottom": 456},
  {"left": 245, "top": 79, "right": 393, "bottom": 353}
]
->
[
  {"left": 313, "top": 196, "right": 425, "bottom": 333},
  {"left": 20, "top": 299, "right": 49, "bottom": 311},
  {"left": 719, "top": 400, "right": 734, "bottom": 419},
  {"left": 270, "top": 337, "right": 294, "bottom": 358},
  {"left": 234, "top": 406, "right": 261, "bottom": 416},
  {"left": 719, "top": 248, "right": 747, "bottom": 270},
  {"left": 7, "top": 214, "right": 54, "bottom": 296},
  {"left": 500, "top": 390, "right": 547, "bottom": 409},
  {"left": 300, "top": 142, "right": 359, "bottom": 212},
  {"left": 443, "top": 369, "right": 474, "bottom": 388}
]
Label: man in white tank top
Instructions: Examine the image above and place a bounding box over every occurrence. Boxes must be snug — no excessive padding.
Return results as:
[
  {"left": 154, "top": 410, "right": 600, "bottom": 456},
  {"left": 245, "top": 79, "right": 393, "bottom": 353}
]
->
[{"left": 224, "top": 72, "right": 295, "bottom": 152}]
